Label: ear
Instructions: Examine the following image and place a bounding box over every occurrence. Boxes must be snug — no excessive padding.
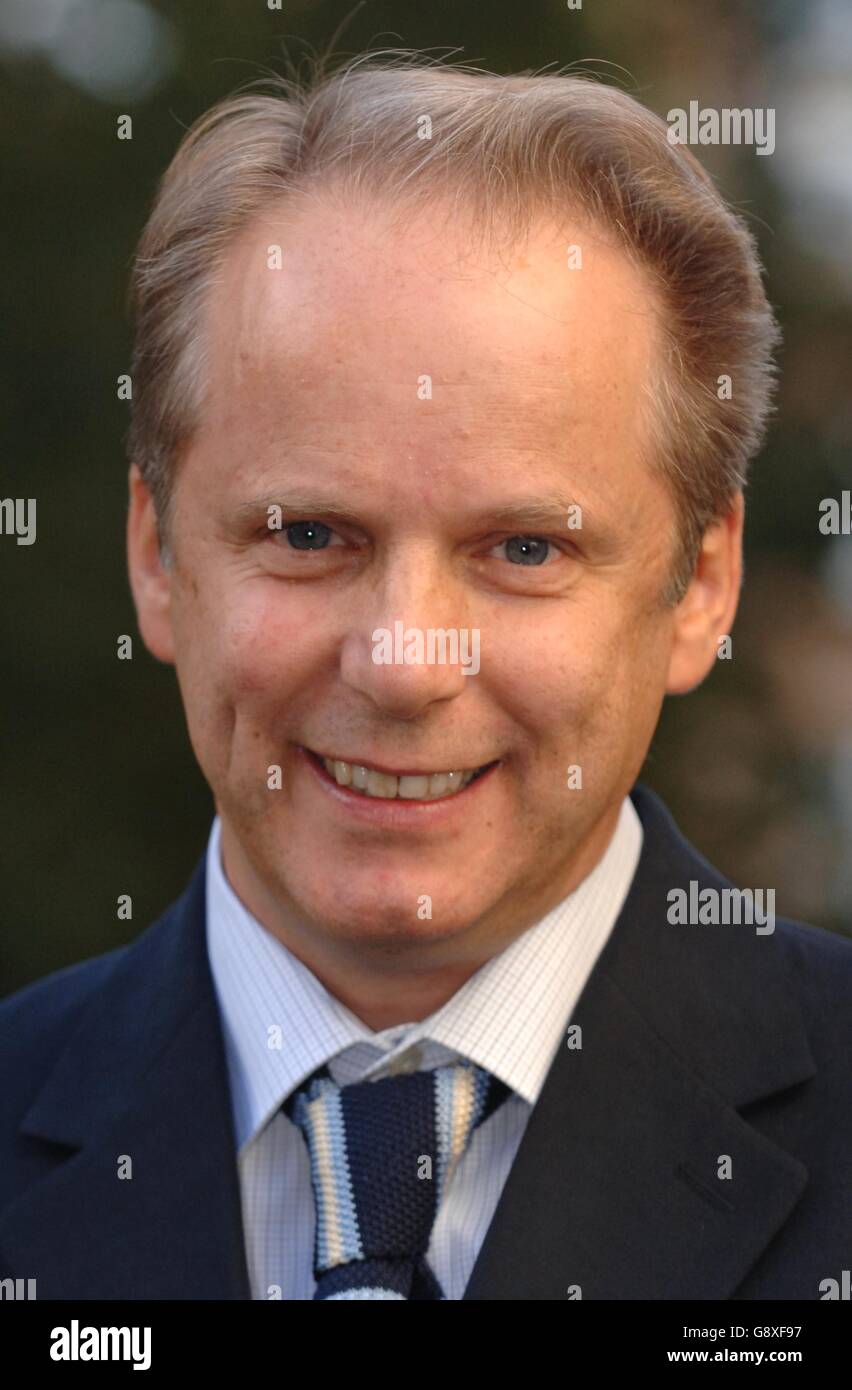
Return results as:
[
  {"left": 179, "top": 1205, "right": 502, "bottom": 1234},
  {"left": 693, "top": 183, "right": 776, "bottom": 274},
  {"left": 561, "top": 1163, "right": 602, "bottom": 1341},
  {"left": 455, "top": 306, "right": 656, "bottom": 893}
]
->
[
  {"left": 126, "top": 464, "right": 176, "bottom": 664},
  {"left": 665, "top": 492, "right": 744, "bottom": 695}
]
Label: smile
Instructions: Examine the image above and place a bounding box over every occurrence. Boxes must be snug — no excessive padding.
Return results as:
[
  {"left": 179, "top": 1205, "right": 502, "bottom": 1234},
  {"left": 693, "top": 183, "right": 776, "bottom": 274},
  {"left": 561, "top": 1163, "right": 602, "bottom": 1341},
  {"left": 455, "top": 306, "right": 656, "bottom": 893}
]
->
[{"left": 303, "top": 748, "right": 497, "bottom": 801}]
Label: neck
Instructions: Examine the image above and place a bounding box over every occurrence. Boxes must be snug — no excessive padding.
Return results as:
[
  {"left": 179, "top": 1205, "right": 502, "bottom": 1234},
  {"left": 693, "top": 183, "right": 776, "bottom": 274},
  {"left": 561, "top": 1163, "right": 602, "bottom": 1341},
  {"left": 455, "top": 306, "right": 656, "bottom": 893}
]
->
[{"left": 216, "top": 803, "right": 622, "bottom": 1031}]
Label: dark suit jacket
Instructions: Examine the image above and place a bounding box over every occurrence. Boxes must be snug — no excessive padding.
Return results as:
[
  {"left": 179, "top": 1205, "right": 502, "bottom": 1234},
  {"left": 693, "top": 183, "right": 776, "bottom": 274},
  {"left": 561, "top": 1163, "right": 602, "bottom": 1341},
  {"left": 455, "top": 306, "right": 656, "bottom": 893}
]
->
[{"left": 2, "top": 784, "right": 851, "bottom": 1300}]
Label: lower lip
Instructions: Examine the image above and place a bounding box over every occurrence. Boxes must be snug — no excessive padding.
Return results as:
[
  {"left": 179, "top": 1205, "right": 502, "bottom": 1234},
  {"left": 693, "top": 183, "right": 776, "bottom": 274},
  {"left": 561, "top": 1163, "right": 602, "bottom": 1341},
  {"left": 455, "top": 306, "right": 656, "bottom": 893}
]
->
[{"left": 297, "top": 746, "right": 500, "bottom": 829}]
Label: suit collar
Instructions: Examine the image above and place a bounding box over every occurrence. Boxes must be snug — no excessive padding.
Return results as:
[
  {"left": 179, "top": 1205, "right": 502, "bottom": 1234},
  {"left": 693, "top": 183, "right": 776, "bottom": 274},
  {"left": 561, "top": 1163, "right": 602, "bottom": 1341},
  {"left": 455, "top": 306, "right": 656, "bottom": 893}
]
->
[
  {"left": 463, "top": 784, "right": 815, "bottom": 1298},
  {"left": 1, "top": 784, "right": 815, "bottom": 1299}
]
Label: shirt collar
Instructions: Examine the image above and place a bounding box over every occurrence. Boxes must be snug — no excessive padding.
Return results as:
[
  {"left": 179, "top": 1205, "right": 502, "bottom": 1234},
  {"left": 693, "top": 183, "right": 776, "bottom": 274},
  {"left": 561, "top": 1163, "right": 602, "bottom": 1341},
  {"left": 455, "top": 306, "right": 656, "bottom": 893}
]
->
[{"left": 206, "top": 799, "right": 642, "bottom": 1150}]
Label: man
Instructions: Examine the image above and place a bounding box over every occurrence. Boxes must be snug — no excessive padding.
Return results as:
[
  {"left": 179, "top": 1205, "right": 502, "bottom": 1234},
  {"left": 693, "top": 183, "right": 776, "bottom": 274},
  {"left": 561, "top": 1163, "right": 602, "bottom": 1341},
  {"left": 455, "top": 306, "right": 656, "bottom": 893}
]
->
[{"left": 1, "top": 54, "right": 850, "bottom": 1301}]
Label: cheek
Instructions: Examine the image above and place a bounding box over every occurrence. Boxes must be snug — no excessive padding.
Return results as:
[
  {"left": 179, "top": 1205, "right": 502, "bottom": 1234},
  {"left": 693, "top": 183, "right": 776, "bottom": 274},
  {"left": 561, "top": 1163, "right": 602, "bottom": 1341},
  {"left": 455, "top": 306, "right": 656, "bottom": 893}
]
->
[
  {"left": 168, "top": 579, "right": 266, "bottom": 734},
  {"left": 180, "top": 581, "right": 332, "bottom": 718},
  {"left": 169, "top": 589, "right": 296, "bottom": 790},
  {"left": 496, "top": 617, "right": 617, "bottom": 728},
  {"left": 493, "top": 603, "right": 665, "bottom": 769}
]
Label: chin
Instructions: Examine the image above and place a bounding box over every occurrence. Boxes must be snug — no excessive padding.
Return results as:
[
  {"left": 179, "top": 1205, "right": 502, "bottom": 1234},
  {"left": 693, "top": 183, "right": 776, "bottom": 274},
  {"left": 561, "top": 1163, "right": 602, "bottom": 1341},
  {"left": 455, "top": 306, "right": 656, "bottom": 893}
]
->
[{"left": 295, "top": 876, "right": 475, "bottom": 944}]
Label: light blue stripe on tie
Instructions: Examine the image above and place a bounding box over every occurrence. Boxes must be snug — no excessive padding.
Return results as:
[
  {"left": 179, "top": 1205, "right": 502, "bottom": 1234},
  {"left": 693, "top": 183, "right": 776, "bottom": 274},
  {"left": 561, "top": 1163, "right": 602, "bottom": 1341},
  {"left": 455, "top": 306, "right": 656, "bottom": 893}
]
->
[
  {"left": 434, "top": 1063, "right": 491, "bottom": 1199},
  {"left": 433, "top": 1066, "right": 456, "bottom": 1196},
  {"left": 306, "top": 1080, "right": 363, "bottom": 1270}
]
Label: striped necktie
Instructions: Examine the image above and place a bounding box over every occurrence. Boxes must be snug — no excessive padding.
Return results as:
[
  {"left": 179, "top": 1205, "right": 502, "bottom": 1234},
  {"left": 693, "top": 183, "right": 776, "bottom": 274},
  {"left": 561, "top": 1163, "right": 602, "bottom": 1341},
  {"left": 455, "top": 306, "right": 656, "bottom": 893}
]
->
[{"left": 283, "top": 1058, "right": 511, "bottom": 1300}]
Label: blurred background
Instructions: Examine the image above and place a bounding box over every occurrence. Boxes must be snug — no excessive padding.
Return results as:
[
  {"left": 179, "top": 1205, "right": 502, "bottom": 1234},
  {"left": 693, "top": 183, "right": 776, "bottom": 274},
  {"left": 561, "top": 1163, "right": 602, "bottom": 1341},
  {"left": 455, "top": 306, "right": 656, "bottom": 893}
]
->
[{"left": 2, "top": 0, "right": 851, "bottom": 992}]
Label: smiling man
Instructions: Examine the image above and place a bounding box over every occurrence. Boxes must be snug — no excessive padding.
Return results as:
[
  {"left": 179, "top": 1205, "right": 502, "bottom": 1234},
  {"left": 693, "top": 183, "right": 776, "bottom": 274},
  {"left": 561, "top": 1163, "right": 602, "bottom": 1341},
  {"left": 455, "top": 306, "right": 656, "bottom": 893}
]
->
[
  {"left": 2, "top": 54, "right": 851, "bottom": 1303},
  {"left": 132, "top": 194, "right": 686, "bottom": 1029}
]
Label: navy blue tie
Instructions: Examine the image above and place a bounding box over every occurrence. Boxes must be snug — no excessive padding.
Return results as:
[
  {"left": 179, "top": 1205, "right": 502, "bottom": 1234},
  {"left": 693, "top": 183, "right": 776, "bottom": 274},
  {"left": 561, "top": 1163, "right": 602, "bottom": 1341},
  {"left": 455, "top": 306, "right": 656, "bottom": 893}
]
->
[{"left": 283, "top": 1059, "right": 511, "bottom": 1300}]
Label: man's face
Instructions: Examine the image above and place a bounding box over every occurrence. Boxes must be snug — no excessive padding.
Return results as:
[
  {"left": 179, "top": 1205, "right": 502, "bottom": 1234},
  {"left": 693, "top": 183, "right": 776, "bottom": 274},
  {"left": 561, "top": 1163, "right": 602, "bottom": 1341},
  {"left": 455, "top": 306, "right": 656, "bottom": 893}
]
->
[{"left": 131, "top": 195, "right": 699, "bottom": 964}]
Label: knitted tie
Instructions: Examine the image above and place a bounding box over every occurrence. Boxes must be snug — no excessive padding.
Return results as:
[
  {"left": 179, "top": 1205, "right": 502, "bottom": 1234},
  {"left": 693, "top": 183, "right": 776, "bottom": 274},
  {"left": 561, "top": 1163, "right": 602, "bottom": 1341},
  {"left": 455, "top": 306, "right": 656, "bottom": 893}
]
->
[{"left": 283, "top": 1058, "right": 510, "bottom": 1300}]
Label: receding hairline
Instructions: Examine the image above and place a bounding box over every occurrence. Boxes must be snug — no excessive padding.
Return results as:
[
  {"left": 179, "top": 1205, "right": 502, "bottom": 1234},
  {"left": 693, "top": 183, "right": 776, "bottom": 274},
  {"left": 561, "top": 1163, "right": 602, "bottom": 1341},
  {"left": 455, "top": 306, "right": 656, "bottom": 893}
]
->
[{"left": 197, "top": 178, "right": 665, "bottom": 374}]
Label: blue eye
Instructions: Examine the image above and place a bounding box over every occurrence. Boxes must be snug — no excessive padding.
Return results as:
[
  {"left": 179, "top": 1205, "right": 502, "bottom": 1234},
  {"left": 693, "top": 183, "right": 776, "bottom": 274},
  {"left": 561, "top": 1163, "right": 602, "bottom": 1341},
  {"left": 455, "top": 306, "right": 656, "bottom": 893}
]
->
[
  {"left": 286, "top": 521, "right": 333, "bottom": 550},
  {"left": 503, "top": 535, "right": 551, "bottom": 566}
]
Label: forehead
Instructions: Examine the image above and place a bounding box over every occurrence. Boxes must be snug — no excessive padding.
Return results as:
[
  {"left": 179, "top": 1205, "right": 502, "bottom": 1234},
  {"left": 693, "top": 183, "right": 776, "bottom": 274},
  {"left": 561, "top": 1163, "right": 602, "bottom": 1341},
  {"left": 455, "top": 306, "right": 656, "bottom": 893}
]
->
[{"left": 201, "top": 192, "right": 659, "bottom": 428}]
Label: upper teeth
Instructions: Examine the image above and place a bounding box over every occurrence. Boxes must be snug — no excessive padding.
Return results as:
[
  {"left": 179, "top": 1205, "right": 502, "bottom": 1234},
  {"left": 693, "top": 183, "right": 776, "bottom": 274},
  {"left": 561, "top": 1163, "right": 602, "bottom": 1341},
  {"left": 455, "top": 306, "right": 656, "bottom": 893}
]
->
[{"left": 320, "top": 755, "right": 483, "bottom": 800}]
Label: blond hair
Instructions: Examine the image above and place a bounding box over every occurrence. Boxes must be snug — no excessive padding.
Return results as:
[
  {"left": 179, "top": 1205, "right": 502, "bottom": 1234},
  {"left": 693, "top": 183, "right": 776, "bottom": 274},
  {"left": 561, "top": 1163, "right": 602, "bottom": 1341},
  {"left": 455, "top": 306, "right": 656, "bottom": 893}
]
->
[{"left": 127, "top": 50, "right": 780, "bottom": 600}]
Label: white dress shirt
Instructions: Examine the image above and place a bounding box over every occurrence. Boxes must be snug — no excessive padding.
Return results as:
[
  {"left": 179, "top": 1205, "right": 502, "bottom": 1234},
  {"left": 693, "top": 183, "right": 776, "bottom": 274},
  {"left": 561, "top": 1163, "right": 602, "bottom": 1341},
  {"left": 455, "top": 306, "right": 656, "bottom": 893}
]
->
[{"left": 205, "top": 796, "right": 643, "bottom": 1299}]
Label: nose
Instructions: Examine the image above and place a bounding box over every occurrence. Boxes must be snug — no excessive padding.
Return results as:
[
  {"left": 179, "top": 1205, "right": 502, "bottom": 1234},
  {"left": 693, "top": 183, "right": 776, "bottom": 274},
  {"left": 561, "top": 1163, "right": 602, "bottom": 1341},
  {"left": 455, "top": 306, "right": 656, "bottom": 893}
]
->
[{"left": 339, "top": 548, "right": 476, "bottom": 719}]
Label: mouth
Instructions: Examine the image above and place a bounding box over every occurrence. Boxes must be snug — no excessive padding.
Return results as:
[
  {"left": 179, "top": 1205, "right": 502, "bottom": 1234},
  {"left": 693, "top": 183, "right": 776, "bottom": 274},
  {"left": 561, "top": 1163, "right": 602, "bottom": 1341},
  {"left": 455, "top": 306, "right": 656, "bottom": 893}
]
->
[{"left": 301, "top": 747, "right": 500, "bottom": 802}]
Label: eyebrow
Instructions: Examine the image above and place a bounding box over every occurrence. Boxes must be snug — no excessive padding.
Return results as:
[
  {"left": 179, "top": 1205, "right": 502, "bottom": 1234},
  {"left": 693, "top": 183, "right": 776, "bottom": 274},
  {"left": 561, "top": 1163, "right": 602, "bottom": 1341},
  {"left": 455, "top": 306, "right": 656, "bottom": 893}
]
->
[{"left": 231, "top": 491, "right": 589, "bottom": 533}]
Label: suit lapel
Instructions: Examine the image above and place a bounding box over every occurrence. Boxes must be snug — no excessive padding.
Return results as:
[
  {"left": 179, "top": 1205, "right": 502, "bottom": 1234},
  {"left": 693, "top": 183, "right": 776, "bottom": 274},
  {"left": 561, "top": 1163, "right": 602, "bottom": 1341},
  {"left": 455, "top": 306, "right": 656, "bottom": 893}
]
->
[
  {"left": 464, "top": 785, "right": 815, "bottom": 1299},
  {"left": 0, "top": 858, "right": 252, "bottom": 1299}
]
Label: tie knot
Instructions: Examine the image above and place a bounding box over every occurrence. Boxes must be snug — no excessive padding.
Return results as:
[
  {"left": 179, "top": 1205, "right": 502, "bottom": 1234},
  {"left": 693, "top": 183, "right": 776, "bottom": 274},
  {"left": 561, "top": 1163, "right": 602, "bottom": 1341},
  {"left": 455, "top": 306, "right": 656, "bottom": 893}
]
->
[{"left": 282, "top": 1058, "right": 511, "bottom": 1299}]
